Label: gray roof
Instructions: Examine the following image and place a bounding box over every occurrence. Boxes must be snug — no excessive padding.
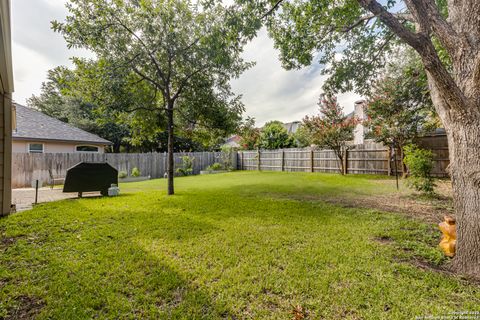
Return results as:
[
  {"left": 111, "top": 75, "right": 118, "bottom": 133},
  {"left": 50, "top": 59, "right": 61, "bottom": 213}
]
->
[
  {"left": 13, "top": 104, "right": 111, "bottom": 145},
  {"left": 282, "top": 121, "right": 301, "bottom": 134}
]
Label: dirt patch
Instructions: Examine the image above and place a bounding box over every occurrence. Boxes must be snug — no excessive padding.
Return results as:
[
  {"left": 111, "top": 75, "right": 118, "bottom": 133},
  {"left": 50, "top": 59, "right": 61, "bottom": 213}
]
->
[
  {"left": 0, "top": 235, "right": 24, "bottom": 249},
  {"left": 269, "top": 179, "right": 454, "bottom": 224},
  {"left": 330, "top": 179, "right": 454, "bottom": 223},
  {"left": 373, "top": 235, "right": 393, "bottom": 244},
  {"left": 325, "top": 192, "right": 453, "bottom": 224},
  {"left": 5, "top": 295, "right": 45, "bottom": 320},
  {"left": 392, "top": 253, "right": 480, "bottom": 285}
]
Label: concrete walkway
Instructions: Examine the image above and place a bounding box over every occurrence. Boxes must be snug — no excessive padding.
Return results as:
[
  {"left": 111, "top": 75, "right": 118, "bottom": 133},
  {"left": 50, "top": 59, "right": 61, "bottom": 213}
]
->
[{"left": 12, "top": 187, "right": 100, "bottom": 212}]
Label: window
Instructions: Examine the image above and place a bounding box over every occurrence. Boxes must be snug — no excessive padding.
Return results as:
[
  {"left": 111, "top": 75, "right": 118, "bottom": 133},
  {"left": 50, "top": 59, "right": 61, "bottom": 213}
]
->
[
  {"left": 75, "top": 145, "right": 99, "bottom": 153},
  {"left": 28, "top": 143, "right": 44, "bottom": 153}
]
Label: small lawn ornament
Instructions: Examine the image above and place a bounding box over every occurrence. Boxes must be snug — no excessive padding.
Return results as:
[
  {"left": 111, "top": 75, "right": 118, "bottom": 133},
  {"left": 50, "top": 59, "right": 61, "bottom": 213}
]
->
[
  {"left": 291, "top": 304, "right": 307, "bottom": 320},
  {"left": 439, "top": 216, "right": 456, "bottom": 257},
  {"left": 108, "top": 184, "right": 120, "bottom": 197},
  {"left": 63, "top": 162, "right": 118, "bottom": 197}
]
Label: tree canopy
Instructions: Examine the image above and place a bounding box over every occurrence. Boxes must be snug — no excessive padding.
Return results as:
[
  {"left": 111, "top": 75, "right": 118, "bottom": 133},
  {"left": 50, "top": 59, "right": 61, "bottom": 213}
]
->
[
  {"left": 303, "top": 95, "right": 356, "bottom": 174},
  {"left": 258, "top": 120, "right": 295, "bottom": 150},
  {"left": 28, "top": 65, "right": 131, "bottom": 153},
  {"left": 364, "top": 50, "right": 436, "bottom": 174}
]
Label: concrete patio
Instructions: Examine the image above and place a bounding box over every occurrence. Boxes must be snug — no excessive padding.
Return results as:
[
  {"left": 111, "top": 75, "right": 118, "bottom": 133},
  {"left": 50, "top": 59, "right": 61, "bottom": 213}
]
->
[{"left": 12, "top": 187, "right": 101, "bottom": 212}]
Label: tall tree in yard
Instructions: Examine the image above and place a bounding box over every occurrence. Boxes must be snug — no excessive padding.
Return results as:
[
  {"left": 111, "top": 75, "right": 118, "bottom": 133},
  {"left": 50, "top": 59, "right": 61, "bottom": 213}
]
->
[
  {"left": 238, "top": 117, "right": 261, "bottom": 150},
  {"left": 259, "top": 120, "right": 295, "bottom": 150},
  {"left": 238, "top": 0, "right": 480, "bottom": 277},
  {"left": 302, "top": 95, "right": 356, "bottom": 174},
  {"left": 366, "top": 51, "right": 435, "bottom": 176},
  {"left": 54, "top": 0, "right": 248, "bottom": 195}
]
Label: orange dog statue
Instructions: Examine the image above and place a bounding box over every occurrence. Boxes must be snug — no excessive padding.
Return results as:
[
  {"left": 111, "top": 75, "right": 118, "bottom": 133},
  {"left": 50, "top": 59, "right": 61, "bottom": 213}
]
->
[{"left": 439, "top": 216, "right": 456, "bottom": 257}]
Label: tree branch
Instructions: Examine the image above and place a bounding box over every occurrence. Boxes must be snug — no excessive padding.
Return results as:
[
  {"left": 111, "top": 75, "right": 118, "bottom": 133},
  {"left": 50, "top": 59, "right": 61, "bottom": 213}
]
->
[
  {"left": 110, "top": 13, "right": 169, "bottom": 89},
  {"left": 171, "top": 65, "right": 210, "bottom": 101},
  {"left": 131, "top": 66, "right": 164, "bottom": 92},
  {"left": 357, "top": 0, "right": 425, "bottom": 51},
  {"left": 357, "top": 0, "right": 467, "bottom": 111},
  {"left": 404, "top": 0, "right": 459, "bottom": 57},
  {"left": 262, "top": 0, "right": 284, "bottom": 19},
  {"left": 341, "top": 13, "right": 413, "bottom": 33},
  {"left": 126, "top": 106, "right": 159, "bottom": 112}
]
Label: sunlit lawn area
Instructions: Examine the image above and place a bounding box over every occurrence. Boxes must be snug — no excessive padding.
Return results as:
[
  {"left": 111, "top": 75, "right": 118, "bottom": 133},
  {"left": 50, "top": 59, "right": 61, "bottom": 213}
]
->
[{"left": 0, "top": 171, "right": 478, "bottom": 319}]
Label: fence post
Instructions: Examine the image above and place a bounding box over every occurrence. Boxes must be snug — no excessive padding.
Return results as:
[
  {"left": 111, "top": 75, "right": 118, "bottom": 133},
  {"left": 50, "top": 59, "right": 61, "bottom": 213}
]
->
[
  {"left": 241, "top": 152, "right": 244, "bottom": 170},
  {"left": 310, "top": 149, "right": 314, "bottom": 173},
  {"left": 281, "top": 150, "right": 285, "bottom": 172},
  {"left": 257, "top": 149, "right": 261, "bottom": 171},
  {"left": 343, "top": 149, "right": 348, "bottom": 175},
  {"left": 386, "top": 148, "right": 391, "bottom": 176}
]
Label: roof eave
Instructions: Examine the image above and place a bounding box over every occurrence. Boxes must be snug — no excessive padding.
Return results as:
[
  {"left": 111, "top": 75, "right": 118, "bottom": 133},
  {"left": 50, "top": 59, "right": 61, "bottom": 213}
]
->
[{"left": 12, "top": 136, "right": 113, "bottom": 145}]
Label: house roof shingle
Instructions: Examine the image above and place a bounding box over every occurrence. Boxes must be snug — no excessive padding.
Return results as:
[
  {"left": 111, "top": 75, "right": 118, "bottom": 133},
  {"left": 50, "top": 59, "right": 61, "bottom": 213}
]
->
[{"left": 13, "top": 104, "right": 112, "bottom": 145}]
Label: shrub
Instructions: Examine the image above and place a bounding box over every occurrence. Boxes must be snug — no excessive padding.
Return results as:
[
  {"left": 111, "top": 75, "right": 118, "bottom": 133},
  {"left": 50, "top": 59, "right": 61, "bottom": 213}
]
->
[
  {"left": 207, "top": 162, "right": 223, "bottom": 171},
  {"left": 131, "top": 167, "right": 141, "bottom": 177},
  {"left": 403, "top": 144, "right": 435, "bottom": 195},
  {"left": 220, "top": 145, "right": 235, "bottom": 170},
  {"left": 258, "top": 120, "right": 295, "bottom": 150},
  {"left": 176, "top": 156, "right": 194, "bottom": 176},
  {"left": 118, "top": 171, "right": 128, "bottom": 179}
]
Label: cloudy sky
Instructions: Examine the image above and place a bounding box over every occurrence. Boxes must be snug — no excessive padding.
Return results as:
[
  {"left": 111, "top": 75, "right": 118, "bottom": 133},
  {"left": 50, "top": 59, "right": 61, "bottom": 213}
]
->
[{"left": 11, "top": 0, "right": 362, "bottom": 126}]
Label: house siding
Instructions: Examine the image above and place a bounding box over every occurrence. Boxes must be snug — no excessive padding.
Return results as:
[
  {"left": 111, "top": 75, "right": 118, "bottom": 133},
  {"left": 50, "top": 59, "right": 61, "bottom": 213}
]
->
[{"left": 13, "top": 140, "right": 107, "bottom": 154}]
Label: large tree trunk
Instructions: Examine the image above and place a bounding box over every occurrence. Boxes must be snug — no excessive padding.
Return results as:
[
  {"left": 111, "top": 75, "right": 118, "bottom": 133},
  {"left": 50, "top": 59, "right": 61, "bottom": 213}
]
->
[
  {"left": 446, "top": 120, "right": 480, "bottom": 276},
  {"left": 167, "top": 102, "right": 175, "bottom": 195},
  {"left": 358, "top": 0, "right": 480, "bottom": 278},
  {"left": 428, "top": 74, "right": 480, "bottom": 277}
]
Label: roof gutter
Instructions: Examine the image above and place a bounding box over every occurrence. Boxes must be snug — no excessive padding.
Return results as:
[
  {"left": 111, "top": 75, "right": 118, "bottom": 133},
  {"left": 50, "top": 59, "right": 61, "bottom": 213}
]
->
[{"left": 12, "top": 136, "right": 113, "bottom": 145}]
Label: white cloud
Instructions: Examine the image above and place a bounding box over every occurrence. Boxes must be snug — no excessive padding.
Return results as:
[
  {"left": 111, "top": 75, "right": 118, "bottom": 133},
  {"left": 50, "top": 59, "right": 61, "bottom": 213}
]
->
[
  {"left": 11, "top": 0, "right": 92, "bottom": 104},
  {"left": 231, "top": 29, "right": 362, "bottom": 126}
]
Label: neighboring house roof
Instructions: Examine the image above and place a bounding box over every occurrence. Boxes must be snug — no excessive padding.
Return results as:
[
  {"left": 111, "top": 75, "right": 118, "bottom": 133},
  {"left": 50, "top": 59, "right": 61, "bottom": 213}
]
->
[
  {"left": 282, "top": 121, "right": 301, "bottom": 134},
  {"left": 223, "top": 135, "right": 241, "bottom": 148},
  {"left": 13, "top": 103, "right": 112, "bottom": 145}
]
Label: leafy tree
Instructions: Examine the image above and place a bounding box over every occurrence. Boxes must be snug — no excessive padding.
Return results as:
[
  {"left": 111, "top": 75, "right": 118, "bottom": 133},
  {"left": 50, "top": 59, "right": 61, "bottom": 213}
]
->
[
  {"left": 151, "top": 132, "right": 203, "bottom": 153},
  {"left": 220, "top": 145, "right": 235, "bottom": 170},
  {"left": 28, "top": 66, "right": 130, "bottom": 153},
  {"left": 365, "top": 51, "right": 435, "bottom": 176},
  {"left": 258, "top": 120, "right": 295, "bottom": 150},
  {"left": 303, "top": 95, "right": 356, "bottom": 174},
  {"left": 176, "top": 156, "right": 194, "bottom": 176},
  {"left": 54, "top": 0, "right": 248, "bottom": 195},
  {"left": 238, "top": 117, "right": 261, "bottom": 150},
  {"left": 293, "top": 124, "right": 312, "bottom": 148},
  {"left": 238, "top": 0, "right": 480, "bottom": 277},
  {"left": 403, "top": 144, "right": 435, "bottom": 195}
]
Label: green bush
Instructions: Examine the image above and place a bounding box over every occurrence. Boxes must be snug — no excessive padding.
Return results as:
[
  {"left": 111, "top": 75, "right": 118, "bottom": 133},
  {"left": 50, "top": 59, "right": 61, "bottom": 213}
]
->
[
  {"left": 207, "top": 162, "right": 223, "bottom": 171},
  {"left": 403, "top": 144, "right": 435, "bottom": 195},
  {"left": 220, "top": 145, "right": 235, "bottom": 170},
  {"left": 131, "top": 167, "right": 141, "bottom": 177},
  {"left": 176, "top": 156, "right": 194, "bottom": 176},
  {"left": 118, "top": 171, "right": 128, "bottom": 179}
]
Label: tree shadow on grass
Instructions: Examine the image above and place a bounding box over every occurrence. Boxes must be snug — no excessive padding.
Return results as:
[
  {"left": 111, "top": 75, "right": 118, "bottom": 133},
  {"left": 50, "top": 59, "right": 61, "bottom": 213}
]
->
[
  {"left": 0, "top": 206, "right": 231, "bottom": 319},
  {"left": 36, "top": 243, "right": 230, "bottom": 318}
]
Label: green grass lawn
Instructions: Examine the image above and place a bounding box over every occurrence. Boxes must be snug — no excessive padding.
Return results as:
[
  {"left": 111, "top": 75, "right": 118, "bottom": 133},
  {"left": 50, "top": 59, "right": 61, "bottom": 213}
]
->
[{"left": 1, "top": 171, "right": 479, "bottom": 319}]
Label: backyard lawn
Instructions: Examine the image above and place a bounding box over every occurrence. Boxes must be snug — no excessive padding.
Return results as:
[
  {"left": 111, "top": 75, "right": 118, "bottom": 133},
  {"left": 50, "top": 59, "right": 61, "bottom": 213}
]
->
[{"left": 0, "top": 171, "right": 478, "bottom": 319}]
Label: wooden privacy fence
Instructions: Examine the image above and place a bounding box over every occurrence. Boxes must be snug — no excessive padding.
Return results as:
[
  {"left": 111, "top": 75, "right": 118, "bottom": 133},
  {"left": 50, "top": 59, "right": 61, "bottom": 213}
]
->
[
  {"left": 12, "top": 151, "right": 235, "bottom": 188},
  {"left": 237, "top": 140, "right": 449, "bottom": 177}
]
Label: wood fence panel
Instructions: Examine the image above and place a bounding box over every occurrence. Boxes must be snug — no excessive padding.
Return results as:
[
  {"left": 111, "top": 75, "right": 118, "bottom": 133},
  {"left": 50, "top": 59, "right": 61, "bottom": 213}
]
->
[
  {"left": 12, "top": 151, "right": 230, "bottom": 188},
  {"left": 237, "top": 138, "right": 449, "bottom": 177}
]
